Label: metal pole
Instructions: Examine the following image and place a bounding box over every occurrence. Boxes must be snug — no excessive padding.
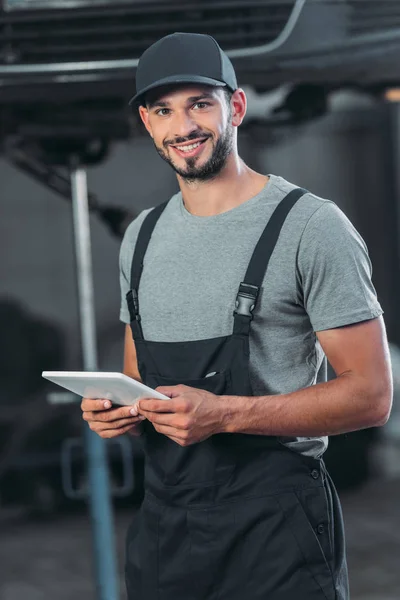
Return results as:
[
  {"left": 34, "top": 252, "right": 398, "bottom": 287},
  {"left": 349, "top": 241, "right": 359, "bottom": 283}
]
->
[{"left": 70, "top": 165, "right": 120, "bottom": 600}]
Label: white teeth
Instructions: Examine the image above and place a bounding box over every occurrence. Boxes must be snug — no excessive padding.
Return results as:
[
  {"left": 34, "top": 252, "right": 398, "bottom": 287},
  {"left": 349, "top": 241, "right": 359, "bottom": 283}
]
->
[{"left": 175, "top": 141, "right": 203, "bottom": 152}]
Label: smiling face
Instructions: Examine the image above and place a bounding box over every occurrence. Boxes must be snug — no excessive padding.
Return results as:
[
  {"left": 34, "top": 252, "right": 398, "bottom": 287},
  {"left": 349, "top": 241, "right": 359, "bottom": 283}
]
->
[{"left": 138, "top": 84, "right": 240, "bottom": 183}]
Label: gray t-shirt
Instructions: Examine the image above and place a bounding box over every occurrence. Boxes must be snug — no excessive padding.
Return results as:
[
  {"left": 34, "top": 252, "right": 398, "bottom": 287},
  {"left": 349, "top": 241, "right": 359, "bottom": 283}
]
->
[{"left": 119, "top": 174, "right": 383, "bottom": 458}]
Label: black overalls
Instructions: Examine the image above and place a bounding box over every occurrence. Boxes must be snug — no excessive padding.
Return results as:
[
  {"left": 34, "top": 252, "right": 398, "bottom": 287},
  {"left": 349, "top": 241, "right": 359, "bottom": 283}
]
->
[{"left": 125, "top": 189, "right": 349, "bottom": 600}]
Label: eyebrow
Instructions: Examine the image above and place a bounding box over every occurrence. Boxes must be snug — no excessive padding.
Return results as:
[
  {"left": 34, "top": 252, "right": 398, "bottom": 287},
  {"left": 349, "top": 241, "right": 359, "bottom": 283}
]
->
[{"left": 147, "top": 92, "right": 216, "bottom": 109}]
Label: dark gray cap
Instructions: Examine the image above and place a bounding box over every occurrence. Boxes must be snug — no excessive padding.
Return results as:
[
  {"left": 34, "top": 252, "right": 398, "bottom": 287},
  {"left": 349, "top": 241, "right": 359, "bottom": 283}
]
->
[{"left": 129, "top": 32, "right": 238, "bottom": 105}]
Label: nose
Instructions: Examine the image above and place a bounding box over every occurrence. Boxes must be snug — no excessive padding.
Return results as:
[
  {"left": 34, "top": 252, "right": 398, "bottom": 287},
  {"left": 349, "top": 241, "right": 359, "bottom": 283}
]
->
[{"left": 172, "top": 110, "right": 197, "bottom": 139}]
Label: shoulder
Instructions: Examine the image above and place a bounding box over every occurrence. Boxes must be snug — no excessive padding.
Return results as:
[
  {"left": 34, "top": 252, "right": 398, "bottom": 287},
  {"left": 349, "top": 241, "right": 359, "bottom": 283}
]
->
[
  {"left": 121, "top": 207, "right": 155, "bottom": 251},
  {"left": 119, "top": 192, "right": 181, "bottom": 275},
  {"left": 119, "top": 207, "right": 155, "bottom": 280},
  {"left": 299, "top": 196, "right": 364, "bottom": 251},
  {"left": 293, "top": 189, "right": 372, "bottom": 284},
  {"left": 121, "top": 190, "right": 182, "bottom": 248},
  {"left": 269, "top": 175, "right": 329, "bottom": 218},
  {"left": 271, "top": 175, "right": 355, "bottom": 237}
]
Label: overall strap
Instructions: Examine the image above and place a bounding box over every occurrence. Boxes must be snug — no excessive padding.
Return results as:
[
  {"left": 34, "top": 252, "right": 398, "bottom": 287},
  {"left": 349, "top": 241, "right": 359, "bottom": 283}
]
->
[
  {"left": 127, "top": 200, "right": 169, "bottom": 340},
  {"left": 233, "top": 188, "right": 308, "bottom": 336}
]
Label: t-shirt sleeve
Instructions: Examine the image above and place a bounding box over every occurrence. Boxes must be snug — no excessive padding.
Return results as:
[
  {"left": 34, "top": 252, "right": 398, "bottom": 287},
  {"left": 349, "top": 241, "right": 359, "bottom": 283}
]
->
[
  {"left": 119, "top": 208, "right": 154, "bottom": 325},
  {"left": 297, "top": 200, "right": 383, "bottom": 332}
]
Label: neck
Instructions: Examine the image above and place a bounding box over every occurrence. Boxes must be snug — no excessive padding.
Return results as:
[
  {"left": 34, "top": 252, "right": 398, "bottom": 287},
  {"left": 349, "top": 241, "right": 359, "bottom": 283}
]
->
[{"left": 177, "top": 153, "right": 269, "bottom": 217}]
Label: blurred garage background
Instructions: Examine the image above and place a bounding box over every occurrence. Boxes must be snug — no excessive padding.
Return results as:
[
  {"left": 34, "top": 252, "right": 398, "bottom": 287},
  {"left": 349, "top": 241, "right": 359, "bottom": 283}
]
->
[{"left": 1, "top": 1, "right": 400, "bottom": 599}]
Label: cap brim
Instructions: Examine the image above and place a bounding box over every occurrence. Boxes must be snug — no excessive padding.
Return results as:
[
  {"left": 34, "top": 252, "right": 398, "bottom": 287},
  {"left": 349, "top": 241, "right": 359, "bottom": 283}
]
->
[{"left": 128, "top": 75, "right": 227, "bottom": 106}]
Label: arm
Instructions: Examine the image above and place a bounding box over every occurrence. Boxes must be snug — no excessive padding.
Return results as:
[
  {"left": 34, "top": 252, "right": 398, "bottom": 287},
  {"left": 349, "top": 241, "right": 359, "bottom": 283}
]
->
[
  {"left": 221, "top": 316, "right": 393, "bottom": 437},
  {"left": 123, "top": 324, "right": 142, "bottom": 382}
]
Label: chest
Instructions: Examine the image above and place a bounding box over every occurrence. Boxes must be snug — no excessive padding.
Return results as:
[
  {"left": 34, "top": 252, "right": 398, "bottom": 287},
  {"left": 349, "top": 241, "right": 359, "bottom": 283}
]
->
[{"left": 138, "top": 221, "right": 306, "bottom": 342}]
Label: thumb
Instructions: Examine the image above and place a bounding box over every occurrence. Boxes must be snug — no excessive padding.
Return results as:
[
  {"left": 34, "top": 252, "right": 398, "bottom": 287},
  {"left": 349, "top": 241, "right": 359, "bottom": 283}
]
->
[{"left": 130, "top": 402, "right": 140, "bottom": 415}]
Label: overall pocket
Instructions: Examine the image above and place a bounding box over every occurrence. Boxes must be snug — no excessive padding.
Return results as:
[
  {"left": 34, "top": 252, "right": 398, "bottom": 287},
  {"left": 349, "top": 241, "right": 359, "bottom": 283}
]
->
[
  {"left": 154, "top": 370, "right": 229, "bottom": 395},
  {"left": 144, "top": 370, "right": 234, "bottom": 487},
  {"left": 276, "top": 489, "right": 336, "bottom": 600},
  {"left": 186, "top": 492, "right": 336, "bottom": 600}
]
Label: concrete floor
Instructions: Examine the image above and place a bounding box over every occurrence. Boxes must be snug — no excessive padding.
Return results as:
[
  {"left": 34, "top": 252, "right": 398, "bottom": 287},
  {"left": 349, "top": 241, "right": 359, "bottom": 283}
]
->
[{"left": 0, "top": 476, "right": 399, "bottom": 600}]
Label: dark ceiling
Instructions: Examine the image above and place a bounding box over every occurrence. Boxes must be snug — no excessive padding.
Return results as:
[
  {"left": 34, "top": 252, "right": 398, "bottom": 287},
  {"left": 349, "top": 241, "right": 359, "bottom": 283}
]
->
[{"left": 1, "top": 0, "right": 400, "bottom": 146}]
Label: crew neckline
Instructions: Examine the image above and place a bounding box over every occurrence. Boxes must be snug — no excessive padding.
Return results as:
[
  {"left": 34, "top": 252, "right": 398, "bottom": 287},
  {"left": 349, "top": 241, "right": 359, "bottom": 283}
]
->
[{"left": 177, "top": 174, "right": 278, "bottom": 223}]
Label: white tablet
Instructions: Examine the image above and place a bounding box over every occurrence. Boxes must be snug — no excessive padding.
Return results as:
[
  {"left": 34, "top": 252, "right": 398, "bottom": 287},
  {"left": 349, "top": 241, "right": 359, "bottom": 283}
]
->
[{"left": 42, "top": 371, "right": 169, "bottom": 406}]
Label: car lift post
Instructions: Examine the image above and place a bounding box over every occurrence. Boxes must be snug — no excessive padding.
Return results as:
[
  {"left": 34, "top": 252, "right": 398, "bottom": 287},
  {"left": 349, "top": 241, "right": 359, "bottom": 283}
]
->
[{"left": 71, "top": 160, "right": 120, "bottom": 600}]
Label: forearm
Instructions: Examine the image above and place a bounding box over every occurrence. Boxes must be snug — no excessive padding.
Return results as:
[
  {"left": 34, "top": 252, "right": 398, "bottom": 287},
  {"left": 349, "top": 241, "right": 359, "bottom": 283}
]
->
[{"left": 221, "top": 373, "right": 390, "bottom": 437}]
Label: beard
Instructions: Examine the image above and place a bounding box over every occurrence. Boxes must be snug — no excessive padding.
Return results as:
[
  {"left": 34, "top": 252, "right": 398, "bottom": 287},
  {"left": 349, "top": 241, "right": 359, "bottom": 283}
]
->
[{"left": 153, "top": 124, "right": 234, "bottom": 183}]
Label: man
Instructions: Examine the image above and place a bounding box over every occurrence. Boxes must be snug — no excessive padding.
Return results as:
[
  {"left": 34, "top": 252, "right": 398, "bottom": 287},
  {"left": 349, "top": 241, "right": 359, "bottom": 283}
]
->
[{"left": 81, "top": 33, "right": 392, "bottom": 599}]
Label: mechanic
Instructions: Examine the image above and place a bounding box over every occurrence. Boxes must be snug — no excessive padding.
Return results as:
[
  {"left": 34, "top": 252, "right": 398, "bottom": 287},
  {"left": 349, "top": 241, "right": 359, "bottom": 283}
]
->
[{"left": 81, "top": 32, "right": 393, "bottom": 600}]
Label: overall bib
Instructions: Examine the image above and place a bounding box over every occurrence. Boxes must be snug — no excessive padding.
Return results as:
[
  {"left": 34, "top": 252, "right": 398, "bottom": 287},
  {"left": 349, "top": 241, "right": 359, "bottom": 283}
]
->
[{"left": 125, "top": 189, "right": 349, "bottom": 600}]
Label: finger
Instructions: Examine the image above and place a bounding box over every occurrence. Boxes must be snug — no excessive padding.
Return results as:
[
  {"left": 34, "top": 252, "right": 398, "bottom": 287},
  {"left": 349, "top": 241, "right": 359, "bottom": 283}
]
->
[
  {"left": 83, "top": 406, "right": 143, "bottom": 423},
  {"left": 98, "top": 423, "right": 138, "bottom": 439},
  {"left": 155, "top": 386, "right": 179, "bottom": 398},
  {"left": 140, "top": 412, "right": 188, "bottom": 429},
  {"left": 155, "top": 384, "right": 195, "bottom": 398},
  {"left": 86, "top": 415, "right": 145, "bottom": 430},
  {"left": 152, "top": 423, "right": 188, "bottom": 439},
  {"left": 138, "top": 398, "right": 176, "bottom": 413},
  {"left": 88, "top": 416, "right": 143, "bottom": 431},
  {"left": 81, "top": 398, "right": 113, "bottom": 411}
]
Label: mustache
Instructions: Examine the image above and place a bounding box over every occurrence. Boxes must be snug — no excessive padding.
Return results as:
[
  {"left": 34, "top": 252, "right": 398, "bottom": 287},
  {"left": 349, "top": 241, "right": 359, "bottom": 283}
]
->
[{"left": 164, "top": 132, "right": 210, "bottom": 147}]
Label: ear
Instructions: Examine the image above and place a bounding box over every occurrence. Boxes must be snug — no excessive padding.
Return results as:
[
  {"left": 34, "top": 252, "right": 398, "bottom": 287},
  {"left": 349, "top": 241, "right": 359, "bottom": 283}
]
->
[
  {"left": 138, "top": 105, "right": 154, "bottom": 138},
  {"left": 230, "top": 88, "right": 247, "bottom": 128}
]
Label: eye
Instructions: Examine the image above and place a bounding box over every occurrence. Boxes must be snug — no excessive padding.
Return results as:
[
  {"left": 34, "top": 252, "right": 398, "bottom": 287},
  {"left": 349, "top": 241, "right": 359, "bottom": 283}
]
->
[
  {"left": 155, "top": 108, "right": 170, "bottom": 116},
  {"left": 193, "top": 102, "right": 211, "bottom": 110}
]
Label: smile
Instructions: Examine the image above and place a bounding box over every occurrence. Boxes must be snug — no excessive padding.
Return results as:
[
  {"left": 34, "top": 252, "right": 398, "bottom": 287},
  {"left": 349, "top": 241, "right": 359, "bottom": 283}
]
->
[{"left": 170, "top": 138, "right": 208, "bottom": 157}]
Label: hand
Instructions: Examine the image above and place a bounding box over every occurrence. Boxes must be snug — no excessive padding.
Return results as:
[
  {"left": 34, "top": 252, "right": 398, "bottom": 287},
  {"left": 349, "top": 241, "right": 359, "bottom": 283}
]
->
[
  {"left": 134, "top": 385, "right": 227, "bottom": 447},
  {"left": 81, "top": 398, "right": 146, "bottom": 439}
]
